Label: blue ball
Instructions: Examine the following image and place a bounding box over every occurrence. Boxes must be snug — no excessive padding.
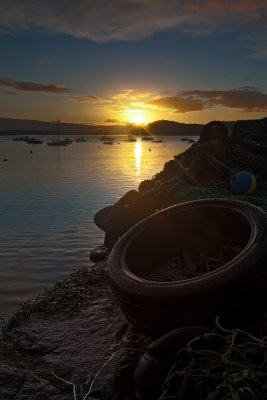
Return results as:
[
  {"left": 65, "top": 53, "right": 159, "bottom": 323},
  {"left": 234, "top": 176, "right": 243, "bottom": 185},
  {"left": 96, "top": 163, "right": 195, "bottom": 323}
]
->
[{"left": 230, "top": 171, "right": 256, "bottom": 195}]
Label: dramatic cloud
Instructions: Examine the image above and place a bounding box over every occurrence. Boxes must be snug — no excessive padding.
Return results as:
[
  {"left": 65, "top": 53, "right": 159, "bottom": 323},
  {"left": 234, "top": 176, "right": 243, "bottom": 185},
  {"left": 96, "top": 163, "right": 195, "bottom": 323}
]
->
[
  {"left": 0, "top": 0, "right": 266, "bottom": 41},
  {"left": 144, "top": 87, "right": 267, "bottom": 114},
  {"left": 74, "top": 89, "right": 160, "bottom": 115},
  {"left": 184, "top": 0, "right": 267, "bottom": 19},
  {"left": 71, "top": 95, "right": 103, "bottom": 103},
  {"left": 104, "top": 118, "right": 121, "bottom": 123},
  {"left": 147, "top": 96, "right": 206, "bottom": 113},
  {"left": 6, "top": 90, "right": 20, "bottom": 96},
  {"left": 69, "top": 87, "right": 267, "bottom": 117},
  {"left": 181, "top": 87, "right": 267, "bottom": 112},
  {"left": 111, "top": 89, "right": 153, "bottom": 101},
  {"left": 99, "top": 104, "right": 123, "bottom": 113},
  {"left": 0, "top": 77, "right": 70, "bottom": 94}
]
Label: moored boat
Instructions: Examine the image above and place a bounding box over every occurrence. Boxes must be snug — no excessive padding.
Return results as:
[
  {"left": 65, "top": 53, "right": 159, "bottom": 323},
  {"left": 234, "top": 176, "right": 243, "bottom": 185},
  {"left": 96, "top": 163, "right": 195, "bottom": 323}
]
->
[
  {"left": 13, "top": 136, "right": 29, "bottom": 142},
  {"left": 26, "top": 137, "right": 43, "bottom": 144},
  {"left": 100, "top": 135, "right": 116, "bottom": 141},
  {"left": 142, "top": 136, "right": 153, "bottom": 141},
  {"left": 103, "top": 140, "right": 114, "bottom": 145},
  {"left": 124, "top": 137, "right": 137, "bottom": 142},
  {"left": 47, "top": 138, "right": 72, "bottom": 146}
]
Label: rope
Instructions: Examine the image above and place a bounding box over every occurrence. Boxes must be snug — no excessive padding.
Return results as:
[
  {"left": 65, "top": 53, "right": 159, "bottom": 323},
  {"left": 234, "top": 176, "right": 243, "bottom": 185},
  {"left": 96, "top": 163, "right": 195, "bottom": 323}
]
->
[{"left": 159, "top": 318, "right": 267, "bottom": 400}]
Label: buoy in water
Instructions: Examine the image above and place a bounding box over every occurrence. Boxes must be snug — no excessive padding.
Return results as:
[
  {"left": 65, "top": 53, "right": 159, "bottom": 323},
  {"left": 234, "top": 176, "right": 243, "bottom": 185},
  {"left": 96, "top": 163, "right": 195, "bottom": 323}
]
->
[{"left": 230, "top": 171, "right": 256, "bottom": 195}]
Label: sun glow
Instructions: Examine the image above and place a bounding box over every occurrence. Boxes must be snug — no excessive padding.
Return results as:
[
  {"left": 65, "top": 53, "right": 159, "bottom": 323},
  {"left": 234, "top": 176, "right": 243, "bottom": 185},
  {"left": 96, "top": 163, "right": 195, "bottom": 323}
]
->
[
  {"left": 124, "top": 109, "right": 148, "bottom": 125},
  {"left": 132, "top": 115, "right": 146, "bottom": 125}
]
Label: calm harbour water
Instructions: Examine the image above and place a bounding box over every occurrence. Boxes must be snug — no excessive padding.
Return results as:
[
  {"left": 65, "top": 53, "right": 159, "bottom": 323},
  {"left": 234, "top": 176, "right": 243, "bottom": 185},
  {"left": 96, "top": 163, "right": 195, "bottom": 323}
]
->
[{"left": 0, "top": 135, "right": 192, "bottom": 316}]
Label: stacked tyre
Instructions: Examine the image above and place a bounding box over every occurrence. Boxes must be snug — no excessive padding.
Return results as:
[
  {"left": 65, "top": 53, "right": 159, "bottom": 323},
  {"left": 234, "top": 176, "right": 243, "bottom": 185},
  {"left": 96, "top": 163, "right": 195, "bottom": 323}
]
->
[{"left": 108, "top": 199, "right": 267, "bottom": 336}]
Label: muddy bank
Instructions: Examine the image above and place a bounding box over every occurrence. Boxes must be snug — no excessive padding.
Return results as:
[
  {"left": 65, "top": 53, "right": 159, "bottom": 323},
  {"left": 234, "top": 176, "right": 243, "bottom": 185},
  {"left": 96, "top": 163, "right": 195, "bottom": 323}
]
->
[{"left": 0, "top": 262, "right": 150, "bottom": 400}]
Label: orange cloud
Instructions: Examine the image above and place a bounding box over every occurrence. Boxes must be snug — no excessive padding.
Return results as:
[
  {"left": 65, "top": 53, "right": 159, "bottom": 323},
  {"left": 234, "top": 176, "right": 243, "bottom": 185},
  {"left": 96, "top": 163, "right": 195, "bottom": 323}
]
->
[
  {"left": 147, "top": 95, "right": 206, "bottom": 113},
  {"left": 111, "top": 89, "right": 154, "bottom": 101},
  {"left": 68, "top": 87, "right": 267, "bottom": 118},
  {"left": 181, "top": 87, "right": 267, "bottom": 112},
  {"left": 71, "top": 95, "right": 103, "bottom": 103},
  {"left": 104, "top": 118, "right": 121, "bottom": 124}
]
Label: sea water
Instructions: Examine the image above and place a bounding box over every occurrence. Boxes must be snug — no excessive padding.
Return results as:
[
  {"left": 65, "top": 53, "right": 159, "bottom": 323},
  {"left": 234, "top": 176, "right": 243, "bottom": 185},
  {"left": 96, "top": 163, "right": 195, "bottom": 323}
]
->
[{"left": 0, "top": 135, "right": 192, "bottom": 315}]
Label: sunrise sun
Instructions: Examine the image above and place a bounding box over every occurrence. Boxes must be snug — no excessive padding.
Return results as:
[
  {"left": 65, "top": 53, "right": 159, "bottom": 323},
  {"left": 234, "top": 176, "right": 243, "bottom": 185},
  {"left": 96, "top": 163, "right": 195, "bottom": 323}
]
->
[
  {"left": 124, "top": 109, "right": 148, "bottom": 125},
  {"left": 132, "top": 115, "right": 146, "bottom": 125}
]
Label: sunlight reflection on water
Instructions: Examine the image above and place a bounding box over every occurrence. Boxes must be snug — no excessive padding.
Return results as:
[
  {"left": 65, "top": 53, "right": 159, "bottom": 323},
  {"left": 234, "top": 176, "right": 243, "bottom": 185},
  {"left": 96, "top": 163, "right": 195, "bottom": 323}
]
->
[
  {"left": 0, "top": 135, "right": 192, "bottom": 315},
  {"left": 134, "top": 139, "right": 142, "bottom": 181}
]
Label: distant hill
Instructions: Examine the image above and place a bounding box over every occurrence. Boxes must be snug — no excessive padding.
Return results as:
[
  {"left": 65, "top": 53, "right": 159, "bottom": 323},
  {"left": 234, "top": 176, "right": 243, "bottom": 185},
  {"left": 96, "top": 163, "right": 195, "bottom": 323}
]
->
[
  {"left": 0, "top": 117, "right": 130, "bottom": 135},
  {"left": 0, "top": 116, "right": 249, "bottom": 136},
  {"left": 147, "top": 120, "right": 202, "bottom": 135},
  {"left": 0, "top": 117, "right": 206, "bottom": 136},
  {"left": 147, "top": 119, "right": 236, "bottom": 136}
]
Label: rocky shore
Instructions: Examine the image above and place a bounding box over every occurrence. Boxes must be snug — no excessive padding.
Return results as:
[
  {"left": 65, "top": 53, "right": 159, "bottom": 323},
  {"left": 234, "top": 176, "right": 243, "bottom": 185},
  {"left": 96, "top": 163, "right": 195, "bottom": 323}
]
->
[
  {"left": 0, "top": 262, "right": 150, "bottom": 399},
  {"left": 2, "top": 118, "right": 267, "bottom": 399}
]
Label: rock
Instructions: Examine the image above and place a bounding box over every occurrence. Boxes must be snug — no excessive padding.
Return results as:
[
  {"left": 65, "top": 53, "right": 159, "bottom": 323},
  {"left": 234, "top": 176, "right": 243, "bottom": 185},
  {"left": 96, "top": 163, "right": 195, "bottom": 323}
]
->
[
  {"left": 138, "top": 180, "right": 154, "bottom": 194},
  {"left": 89, "top": 245, "right": 110, "bottom": 262},
  {"left": 198, "top": 121, "right": 228, "bottom": 143},
  {"left": 0, "top": 264, "right": 150, "bottom": 400},
  {"left": 0, "top": 363, "right": 61, "bottom": 400},
  {"left": 117, "top": 190, "right": 141, "bottom": 207},
  {"left": 103, "top": 199, "right": 155, "bottom": 248}
]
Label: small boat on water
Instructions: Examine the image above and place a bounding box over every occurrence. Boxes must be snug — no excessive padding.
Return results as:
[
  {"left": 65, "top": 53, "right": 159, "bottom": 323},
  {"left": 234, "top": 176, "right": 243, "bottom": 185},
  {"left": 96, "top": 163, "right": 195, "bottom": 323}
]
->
[
  {"left": 181, "top": 137, "right": 188, "bottom": 141},
  {"left": 142, "top": 136, "right": 153, "bottom": 141},
  {"left": 26, "top": 137, "right": 43, "bottom": 144},
  {"left": 103, "top": 140, "right": 114, "bottom": 145},
  {"left": 100, "top": 135, "right": 116, "bottom": 141},
  {"left": 13, "top": 136, "right": 29, "bottom": 142},
  {"left": 153, "top": 139, "right": 163, "bottom": 143},
  {"left": 47, "top": 138, "right": 72, "bottom": 146},
  {"left": 47, "top": 140, "right": 66, "bottom": 146},
  {"left": 47, "top": 119, "right": 73, "bottom": 146},
  {"left": 75, "top": 137, "right": 88, "bottom": 142},
  {"left": 64, "top": 138, "right": 73, "bottom": 144}
]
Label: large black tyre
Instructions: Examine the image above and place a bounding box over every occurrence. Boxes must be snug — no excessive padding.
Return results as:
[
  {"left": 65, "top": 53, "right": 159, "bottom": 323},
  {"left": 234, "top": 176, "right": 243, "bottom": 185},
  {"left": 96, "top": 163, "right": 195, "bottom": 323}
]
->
[{"left": 108, "top": 199, "right": 267, "bottom": 336}]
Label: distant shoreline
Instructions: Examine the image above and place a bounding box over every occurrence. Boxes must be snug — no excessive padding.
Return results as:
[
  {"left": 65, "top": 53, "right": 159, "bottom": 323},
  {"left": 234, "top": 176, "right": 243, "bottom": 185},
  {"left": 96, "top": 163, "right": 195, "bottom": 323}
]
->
[
  {"left": 0, "top": 117, "right": 233, "bottom": 136},
  {"left": 0, "top": 131, "right": 201, "bottom": 136}
]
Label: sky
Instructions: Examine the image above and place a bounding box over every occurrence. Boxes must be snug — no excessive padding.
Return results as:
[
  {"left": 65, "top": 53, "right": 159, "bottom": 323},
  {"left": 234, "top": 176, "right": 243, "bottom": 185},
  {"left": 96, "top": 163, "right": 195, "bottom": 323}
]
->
[{"left": 0, "top": 0, "right": 267, "bottom": 125}]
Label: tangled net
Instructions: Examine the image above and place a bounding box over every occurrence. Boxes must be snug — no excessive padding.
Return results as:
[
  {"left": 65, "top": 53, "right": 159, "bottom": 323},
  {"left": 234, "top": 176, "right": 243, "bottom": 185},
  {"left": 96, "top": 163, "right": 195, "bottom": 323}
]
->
[
  {"left": 143, "top": 246, "right": 241, "bottom": 282},
  {"left": 147, "top": 128, "right": 267, "bottom": 214},
  {"left": 138, "top": 127, "right": 266, "bottom": 203},
  {"left": 160, "top": 318, "right": 267, "bottom": 400}
]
